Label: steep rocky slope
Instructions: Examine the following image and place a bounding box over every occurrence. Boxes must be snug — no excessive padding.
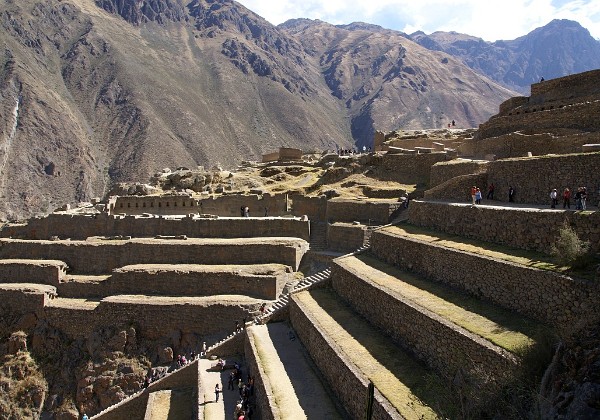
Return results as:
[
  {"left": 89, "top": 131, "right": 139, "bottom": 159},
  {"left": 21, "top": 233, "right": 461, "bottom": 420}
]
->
[
  {"left": 410, "top": 19, "right": 600, "bottom": 94},
  {"left": 280, "top": 19, "right": 515, "bottom": 147}
]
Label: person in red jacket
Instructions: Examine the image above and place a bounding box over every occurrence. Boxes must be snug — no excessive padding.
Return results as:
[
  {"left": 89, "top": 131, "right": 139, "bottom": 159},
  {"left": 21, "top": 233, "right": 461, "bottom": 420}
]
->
[{"left": 563, "top": 187, "right": 571, "bottom": 209}]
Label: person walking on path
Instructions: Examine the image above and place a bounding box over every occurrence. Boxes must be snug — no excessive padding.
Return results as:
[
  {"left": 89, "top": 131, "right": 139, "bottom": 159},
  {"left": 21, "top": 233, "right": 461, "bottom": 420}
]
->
[
  {"left": 550, "top": 188, "right": 558, "bottom": 208},
  {"left": 228, "top": 371, "right": 235, "bottom": 390},
  {"left": 486, "top": 183, "right": 495, "bottom": 200},
  {"left": 475, "top": 188, "right": 482, "bottom": 204},
  {"left": 508, "top": 186, "right": 516, "bottom": 203},
  {"left": 470, "top": 186, "right": 477, "bottom": 205},
  {"left": 582, "top": 187, "right": 588, "bottom": 210},
  {"left": 563, "top": 188, "right": 571, "bottom": 209},
  {"left": 575, "top": 187, "right": 583, "bottom": 210},
  {"left": 215, "top": 383, "right": 221, "bottom": 402}
]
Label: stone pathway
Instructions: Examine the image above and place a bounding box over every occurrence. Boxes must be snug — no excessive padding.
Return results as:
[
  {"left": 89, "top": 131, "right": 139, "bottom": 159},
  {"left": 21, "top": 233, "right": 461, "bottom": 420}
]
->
[
  {"left": 424, "top": 198, "right": 596, "bottom": 211},
  {"left": 198, "top": 358, "right": 242, "bottom": 420},
  {"left": 259, "top": 322, "right": 343, "bottom": 419}
]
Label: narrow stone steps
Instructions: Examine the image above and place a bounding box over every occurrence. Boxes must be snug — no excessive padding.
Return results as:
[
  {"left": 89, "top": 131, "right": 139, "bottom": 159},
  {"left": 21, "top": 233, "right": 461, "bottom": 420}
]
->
[
  {"left": 332, "top": 254, "right": 548, "bottom": 381},
  {"left": 290, "top": 288, "right": 455, "bottom": 420},
  {"left": 245, "top": 324, "right": 342, "bottom": 419}
]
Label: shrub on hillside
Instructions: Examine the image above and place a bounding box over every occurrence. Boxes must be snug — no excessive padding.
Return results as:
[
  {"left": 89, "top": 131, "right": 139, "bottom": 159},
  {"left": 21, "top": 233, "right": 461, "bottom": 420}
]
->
[{"left": 551, "top": 222, "right": 591, "bottom": 268}]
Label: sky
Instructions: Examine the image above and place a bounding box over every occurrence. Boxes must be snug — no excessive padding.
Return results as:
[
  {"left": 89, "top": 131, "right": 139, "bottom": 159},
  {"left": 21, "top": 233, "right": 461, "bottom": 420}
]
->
[{"left": 235, "top": 0, "right": 600, "bottom": 41}]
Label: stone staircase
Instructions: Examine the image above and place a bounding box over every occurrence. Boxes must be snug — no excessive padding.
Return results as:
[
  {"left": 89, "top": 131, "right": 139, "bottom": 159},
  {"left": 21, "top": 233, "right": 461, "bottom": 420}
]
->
[{"left": 309, "top": 220, "right": 328, "bottom": 251}]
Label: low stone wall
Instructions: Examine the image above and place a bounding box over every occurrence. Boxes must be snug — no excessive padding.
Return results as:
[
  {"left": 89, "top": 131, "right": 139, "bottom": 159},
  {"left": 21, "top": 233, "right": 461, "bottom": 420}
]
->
[
  {"left": 93, "top": 360, "right": 199, "bottom": 420},
  {"left": 326, "top": 198, "right": 401, "bottom": 224},
  {"left": 408, "top": 200, "right": 600, "bottom": 254},
  {"left": 326, "top": 223, "right": 366, "bottom": 252},
  {"left": 244, "top": 328, "right": 279, "bottom": 420},
  {"left": 289, "top": 295, "right": 399, "bottom": 420},
  {"left": 0, "top": 259, "right": 67, "bottom": 286},
  {"left": 109, "top": 264, "right": 291, "bottom": 300},
  {"left": 0, "top": 238, "right": 309, "bottom": 274},
  {"left": 1, "top": 213, "right": 310, "bottom": 242},
  {"left": 331, "top": 258, "right": 518, "bottom": 382},
  {"left": 429, "top": 160, "right": 489, "bottom": 188},
  {"left": 43, "top": 296, "right": 261, "bottom": 340},
  {"left": 376, "top": 152, "right": 448, "bottom": 185},
  {"left": 290, "top": 194, "right": 326, "bottom": 221},
  {"left": 0, "top": 284, "right": 54, "bottom": 314},
  {"left": 371, "top": 228, "right": 600, "bottom": 330}
]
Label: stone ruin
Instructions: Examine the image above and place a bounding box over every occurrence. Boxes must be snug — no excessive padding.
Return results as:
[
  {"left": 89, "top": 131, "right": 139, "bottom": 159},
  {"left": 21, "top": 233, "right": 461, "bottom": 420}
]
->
[{"left": 0, "top": 70, "right": 599, "bottom": 419}]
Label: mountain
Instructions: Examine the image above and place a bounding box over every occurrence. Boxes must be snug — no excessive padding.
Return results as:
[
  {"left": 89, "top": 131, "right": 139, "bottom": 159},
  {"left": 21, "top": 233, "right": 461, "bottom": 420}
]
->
[
  {"left": 0, "top": 0, "right": 516, "bottom": 220},
  {"left": 410, "top": 19, "right": 600, "bottom": 93}
]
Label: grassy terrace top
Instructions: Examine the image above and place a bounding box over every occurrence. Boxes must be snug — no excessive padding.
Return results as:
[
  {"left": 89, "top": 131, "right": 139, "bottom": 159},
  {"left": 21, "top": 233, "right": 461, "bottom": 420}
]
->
[
  {"left": 294, "top": 288, "right": 455, "bottom": 420},
  {"left": 0, "top": 237, "right": 306, "bottom": 246},
  {"left": 380, "top": 223, "right": 566, "bottom": 273},
  {"left": 339, "top": 254, "right": 546, "bottom": 354}
]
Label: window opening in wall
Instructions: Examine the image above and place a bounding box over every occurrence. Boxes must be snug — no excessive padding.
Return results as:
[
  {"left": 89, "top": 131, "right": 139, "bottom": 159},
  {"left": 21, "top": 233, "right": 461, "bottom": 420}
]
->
[
  {"left": 128, "top": 203, "right": 131, "bottom": 208},
  {"left": 166, "top": 202, "right": 169, "bottom": 207},
  {"left": 143, "top": 203, "right": 146, "bottom": 207},
  {"left": 151, "top": 202, "right": 154, "bottom": 207},
  {"left": 182, "top": 202, "right": 185, "bottom": 207},
  {"left": 136, "top": 203, "right": 139, "bottom": 207},
  {"left": 158, "top": 203, "right": 161, "bottom": 207},
  {"left": 120, "top": 203, "right": 123, "bottom": 208}
]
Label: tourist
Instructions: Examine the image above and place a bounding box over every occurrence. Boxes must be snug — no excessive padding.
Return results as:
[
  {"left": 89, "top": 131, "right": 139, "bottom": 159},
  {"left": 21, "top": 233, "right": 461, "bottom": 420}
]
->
[
  {"left": 82, "top": 415, "right": 88, "bottom": 420},
  {"left": 582, "top": 187, "right": 588, "bottom": 210},
  {"left": 244, "top": 206, "right": 250, "bottom": 217},
  {"left": 486, "top": 183, "right": 495, "bottom": 200},
  {"left": 475, "top": 188, "right": 482, "bottom": 204},
  {"left": 238, "top": 378, "right": 244, "bottom": 396},
  {"left": 240, "top": 206, "right": 245, "bottom": 217},
  {"left": 264, "top": 207, "right": 269, "bottom": 217},
  {"left": 217, "top": 358, "right": 225, "bottom": 370},
  {"left": 563, "top": 188, "right": 571, "bottom": 209},
  {"left": 508, "top": 186, "right": 515, "bottom": 202},
  {"left": 215, "top": 383, "right": 221, "bottom": 402},
  {"left": 451, "top": 119, "right": 456, "bottom": 126},
  {"left": 201, "top": 341, "right": 207, "bottom": 357},
  {"left": 235, "top": 320, "right": 240, "bottom": 332},
  {"left": 190, "top": 350, "right": 196, "bottom": 360},
  {"left": 575, "top": 187, "right": 583, "bottom": 209},
  {"left": 550, "top": 188, "right": 558, "bottom": 208},
  {"left": 470, "top": 185, "right": 477, "bottom": 205},
  {"left": 228, "top": 371, "right": 235, "bottom": 390}
]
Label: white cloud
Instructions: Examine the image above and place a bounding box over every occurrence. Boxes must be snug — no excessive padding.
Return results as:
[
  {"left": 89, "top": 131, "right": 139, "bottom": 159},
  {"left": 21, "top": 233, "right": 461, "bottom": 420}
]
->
[{"left": 236, "top": 0, "right": 600, "bottom": 41}]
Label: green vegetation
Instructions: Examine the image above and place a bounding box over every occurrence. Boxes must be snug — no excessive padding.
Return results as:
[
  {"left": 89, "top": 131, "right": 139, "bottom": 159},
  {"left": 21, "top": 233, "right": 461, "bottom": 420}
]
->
[{"left": 550, "top": 221, "right": 591, "bottom": 268}]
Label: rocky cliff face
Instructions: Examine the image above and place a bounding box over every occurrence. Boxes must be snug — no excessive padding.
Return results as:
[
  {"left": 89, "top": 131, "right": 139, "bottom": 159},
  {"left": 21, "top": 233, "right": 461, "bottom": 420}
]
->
[{"left": 410, "top": 19, "right": 600, "bottom": 94}]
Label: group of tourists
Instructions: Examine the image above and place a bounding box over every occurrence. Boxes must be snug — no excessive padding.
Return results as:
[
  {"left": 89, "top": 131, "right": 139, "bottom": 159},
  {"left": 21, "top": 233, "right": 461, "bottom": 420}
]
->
[
  {"left": 240, "top": 206, "right": 250, "bottom": 217},
  {"left": 213, "top": 362, "right": 255, "bottom": 419},
  {"left": 554, "top": 187, "right": 588, "bottom": 209}
]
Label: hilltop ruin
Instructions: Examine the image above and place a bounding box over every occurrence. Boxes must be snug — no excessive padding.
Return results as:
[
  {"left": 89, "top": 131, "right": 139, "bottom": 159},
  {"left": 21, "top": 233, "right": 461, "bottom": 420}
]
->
[{"left": 0, "top": 70, "right": 599, "bottom": 419}]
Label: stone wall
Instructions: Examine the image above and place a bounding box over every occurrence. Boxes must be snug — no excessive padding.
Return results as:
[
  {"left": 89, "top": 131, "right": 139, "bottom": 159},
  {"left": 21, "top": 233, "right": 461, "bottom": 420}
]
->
[
  {"left": 0, "top": 284, "right": 54, "bottom": 314},
  {"left": 326, "top": 223, "right": 366, "bottom": 252},
  {"left": 331, "top": 258, "right": 518, "bottom": 382},
  {"left": 109, "top": 264, "right": 291, "bottom": 300},
  {"left": 408, "top": 200, "right": 600, "bottom": 254},
  {"left": 0, "top": 259, "right": 67, "bottom": 286},
  {"left": 429, "top": 160, "right": 489, "bottom": 188},
  {"left": 0, "top": 238, "right": 309, "bottom": 274},
  {"left": 289, "top": 295, "right": 399, "bottom": 420},
  {"left": 465, "top": 131, "right": 600, "bottom": 160},
  {"left": 529, "top": 70, "right": 600, "bottom": 106},
  {"left": 93, "top": 361, "right": 199, "bottom": 420},
  {"left": 376, "top": 152, "right": 448, "bottom": 185},
  {"left": 2, "top": 212, "right": 310, "bottom": 242},
  {"left": 289, "top": 194, "right": 326, "bottom": 221},
  {"left": 43, "top": 296, "right": 261, "bottom": 340},
  {"left": 244, "top": 328, "right": 279, "bottom": 420},
  {"left": 424, "top": 173, "right": 488, "bottom": 202},
  {"left": 326, "top": 198, "right": 401, "bottom": 224},
  {"left": 424, "top": 152, "right": 600, "bottom": 206},
  {"left": 371, "top": 228, "right": 600, "bottom": 330},
  {"left": 475, "top": 100, "right": 600, "bottom": 141}
]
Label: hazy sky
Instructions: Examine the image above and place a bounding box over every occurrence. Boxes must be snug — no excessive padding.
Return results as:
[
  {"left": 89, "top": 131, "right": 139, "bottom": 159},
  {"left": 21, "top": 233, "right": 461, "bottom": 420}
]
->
[{"left": 236, "top": 0, "right": 600, "bottom": 41}]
